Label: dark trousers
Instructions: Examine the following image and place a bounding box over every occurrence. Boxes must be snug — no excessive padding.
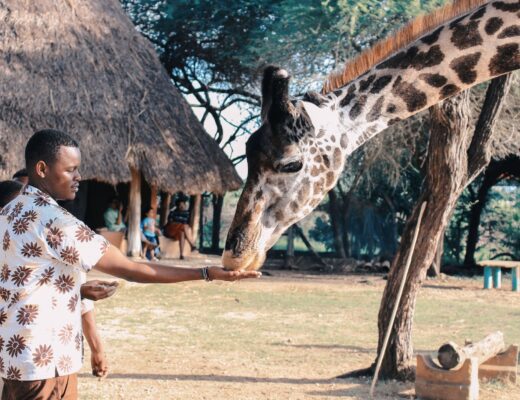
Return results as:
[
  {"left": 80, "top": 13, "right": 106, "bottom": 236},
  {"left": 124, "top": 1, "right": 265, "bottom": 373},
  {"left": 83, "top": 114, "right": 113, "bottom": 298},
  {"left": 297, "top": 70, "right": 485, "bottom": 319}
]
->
[{"left": 2, "top": 373, "right": 77, "bottom": 400}]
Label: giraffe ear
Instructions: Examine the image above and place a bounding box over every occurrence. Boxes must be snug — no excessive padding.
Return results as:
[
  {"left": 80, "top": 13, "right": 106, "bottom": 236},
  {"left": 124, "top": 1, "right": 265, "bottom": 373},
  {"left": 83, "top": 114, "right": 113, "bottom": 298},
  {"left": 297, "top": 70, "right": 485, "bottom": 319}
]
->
[{"left": 261, "top": 66, "right": 292, "bottom": 124}]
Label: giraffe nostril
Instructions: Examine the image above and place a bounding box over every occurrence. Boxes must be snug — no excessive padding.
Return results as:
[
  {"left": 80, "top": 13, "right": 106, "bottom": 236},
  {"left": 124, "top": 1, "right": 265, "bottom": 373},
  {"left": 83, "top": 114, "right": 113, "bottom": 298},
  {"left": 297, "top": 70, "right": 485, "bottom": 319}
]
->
[{"left": 225, "top": 230, "right": 243, "bottom": 254}]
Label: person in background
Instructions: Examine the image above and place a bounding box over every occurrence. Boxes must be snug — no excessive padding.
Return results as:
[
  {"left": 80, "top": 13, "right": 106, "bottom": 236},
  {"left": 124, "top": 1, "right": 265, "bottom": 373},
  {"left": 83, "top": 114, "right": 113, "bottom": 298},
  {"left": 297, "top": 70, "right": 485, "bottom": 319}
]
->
[
  {"left": 164, "top": 197, "right": 197, "bottom": 259},
  {"left": 103, "top": 197, "right": 126, "bottom": 232},
  {"left": 0, "top": 180, "right": 24, "bottom": 209},
  {"left": 142, "top": 207, "right": 161, "bottom": 260},
  {"left": 12, "top": 169, "right": 29, "bottom": 185}
]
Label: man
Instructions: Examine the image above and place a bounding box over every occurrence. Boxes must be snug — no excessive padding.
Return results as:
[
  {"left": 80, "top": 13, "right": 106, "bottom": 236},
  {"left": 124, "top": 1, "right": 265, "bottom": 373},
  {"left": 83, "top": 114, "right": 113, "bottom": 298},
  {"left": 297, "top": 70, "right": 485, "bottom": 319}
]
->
[
  {"left": 0, "top": 129, "right": 259, "bottom": 399},
  {"left": 103, "top": 198, "right": 126, "bottom": 232},
  {"left": 0, "top": 179, "right": 115, "bottom": 383}
]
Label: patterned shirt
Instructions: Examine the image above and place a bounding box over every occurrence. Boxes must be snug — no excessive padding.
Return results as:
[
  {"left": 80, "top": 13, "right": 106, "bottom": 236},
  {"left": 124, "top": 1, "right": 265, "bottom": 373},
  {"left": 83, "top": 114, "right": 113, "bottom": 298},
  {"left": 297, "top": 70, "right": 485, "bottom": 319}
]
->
[{"left": 0, "top": 185, "right": 108, "bottom": 380}]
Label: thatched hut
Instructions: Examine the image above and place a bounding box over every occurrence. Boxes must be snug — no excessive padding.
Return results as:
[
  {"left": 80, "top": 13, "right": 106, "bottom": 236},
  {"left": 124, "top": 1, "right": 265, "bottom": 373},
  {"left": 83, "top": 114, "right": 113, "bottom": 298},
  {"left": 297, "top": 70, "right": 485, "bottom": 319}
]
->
[{"left": 0, "top": 0, "right": 241, "bottom": 255}]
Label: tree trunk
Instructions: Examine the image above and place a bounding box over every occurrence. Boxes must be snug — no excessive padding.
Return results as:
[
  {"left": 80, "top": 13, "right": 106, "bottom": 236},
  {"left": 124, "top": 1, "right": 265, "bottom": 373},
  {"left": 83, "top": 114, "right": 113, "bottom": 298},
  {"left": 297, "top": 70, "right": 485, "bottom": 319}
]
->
[
  {"left": 127, "top": 167, "right": 142, "bottom": 257},
  {"left": 211, "top": 194, "right": 224, "bottom": 253},
  {"left": 376, "top": 74, "right": 512, "bottom": 380},
  {"left": 328, "top": 190, "right": 347, "bottom": 258},
  {"left": 428, "top": 234, "right": 444, "bottom": 277}
]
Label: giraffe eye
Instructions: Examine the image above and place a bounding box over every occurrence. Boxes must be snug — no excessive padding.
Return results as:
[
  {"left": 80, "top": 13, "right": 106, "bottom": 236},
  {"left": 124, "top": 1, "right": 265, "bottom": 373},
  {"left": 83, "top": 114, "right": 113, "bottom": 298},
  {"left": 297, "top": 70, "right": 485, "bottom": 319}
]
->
[{"left": 277, "top": 160, "right": 303, "bottom": 174}]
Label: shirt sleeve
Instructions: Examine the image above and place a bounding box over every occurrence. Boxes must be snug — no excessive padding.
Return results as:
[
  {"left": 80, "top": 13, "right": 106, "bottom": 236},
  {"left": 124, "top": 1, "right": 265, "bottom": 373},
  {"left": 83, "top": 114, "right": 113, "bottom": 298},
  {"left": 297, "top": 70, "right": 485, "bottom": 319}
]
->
[
  {"left": 44, "top": 209, "right": 109, "bottom": 273},
  {"left": 81, "top": 298, "right": 95, "bottom": 315}
]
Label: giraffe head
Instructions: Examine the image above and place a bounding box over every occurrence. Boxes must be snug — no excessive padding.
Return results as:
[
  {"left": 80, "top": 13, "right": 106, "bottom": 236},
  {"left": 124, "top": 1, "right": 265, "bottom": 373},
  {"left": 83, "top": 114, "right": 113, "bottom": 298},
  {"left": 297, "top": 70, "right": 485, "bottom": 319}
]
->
[{"left": 222, "top": 66, "right": 345, "bottom": 271}]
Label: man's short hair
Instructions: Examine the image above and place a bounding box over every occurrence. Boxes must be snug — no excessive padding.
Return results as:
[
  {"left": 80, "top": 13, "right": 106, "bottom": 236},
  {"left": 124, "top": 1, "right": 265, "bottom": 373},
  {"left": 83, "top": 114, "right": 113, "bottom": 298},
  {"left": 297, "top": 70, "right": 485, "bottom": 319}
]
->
[
  {"left": 12, "top": 169, "right": 28, "bottom": 179},
  {"left": 25, "top": 129, "right": 79, "bottom": 169},
  {"left": 0, "top": 180, "right": 23, "bottom": 208}
]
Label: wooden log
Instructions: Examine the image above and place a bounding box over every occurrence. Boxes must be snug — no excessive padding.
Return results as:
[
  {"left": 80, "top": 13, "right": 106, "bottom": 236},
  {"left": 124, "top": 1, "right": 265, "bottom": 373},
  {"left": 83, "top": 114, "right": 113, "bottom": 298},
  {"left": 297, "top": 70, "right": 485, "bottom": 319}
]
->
[
  {"left": 437, "top": 331, "right": 505, "bottom": 370},
  {"left": 127, "top": 167, "right": 142, "bottom": 257}
]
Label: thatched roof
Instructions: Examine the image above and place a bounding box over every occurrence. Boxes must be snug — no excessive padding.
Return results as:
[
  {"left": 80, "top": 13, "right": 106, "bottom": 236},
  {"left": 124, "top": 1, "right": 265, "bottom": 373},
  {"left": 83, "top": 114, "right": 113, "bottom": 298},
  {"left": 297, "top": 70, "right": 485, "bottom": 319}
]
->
[{"left": 0, "top": 0, "right": 241, "bottom": 194}]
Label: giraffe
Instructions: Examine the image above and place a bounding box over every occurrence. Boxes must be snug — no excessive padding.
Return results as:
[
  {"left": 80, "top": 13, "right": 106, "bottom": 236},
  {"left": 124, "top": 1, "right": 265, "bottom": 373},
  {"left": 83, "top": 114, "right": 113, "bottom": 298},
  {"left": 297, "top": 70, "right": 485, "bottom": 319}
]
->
[{"left": 222, "top": 0, "right": 520, "bottom": 271}]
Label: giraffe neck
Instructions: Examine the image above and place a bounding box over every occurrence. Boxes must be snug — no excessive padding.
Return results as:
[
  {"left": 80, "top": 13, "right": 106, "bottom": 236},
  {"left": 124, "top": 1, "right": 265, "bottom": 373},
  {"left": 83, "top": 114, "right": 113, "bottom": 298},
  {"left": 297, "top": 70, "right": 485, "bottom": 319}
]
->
[{"left": 328, "top": 0, "right": 519, "bottom": 156}]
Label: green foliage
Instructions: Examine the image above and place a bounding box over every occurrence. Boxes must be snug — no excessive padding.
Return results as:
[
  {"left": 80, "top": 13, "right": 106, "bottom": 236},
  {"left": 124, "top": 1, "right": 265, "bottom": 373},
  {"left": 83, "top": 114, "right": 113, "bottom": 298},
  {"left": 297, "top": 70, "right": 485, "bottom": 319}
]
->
[
  {"left": 476, "top": 184, "right": 520, "bottom": 260},
  {"left": 308, "top": 217, "right": 335, "bottom": 251}
]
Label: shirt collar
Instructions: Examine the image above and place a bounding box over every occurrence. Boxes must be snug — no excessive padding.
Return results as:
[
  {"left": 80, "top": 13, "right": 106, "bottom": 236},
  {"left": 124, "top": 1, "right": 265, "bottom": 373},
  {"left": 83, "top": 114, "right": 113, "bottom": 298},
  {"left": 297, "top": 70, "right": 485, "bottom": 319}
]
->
[{"left": 22, "top": 184, "right": 59, "bottom": 206}]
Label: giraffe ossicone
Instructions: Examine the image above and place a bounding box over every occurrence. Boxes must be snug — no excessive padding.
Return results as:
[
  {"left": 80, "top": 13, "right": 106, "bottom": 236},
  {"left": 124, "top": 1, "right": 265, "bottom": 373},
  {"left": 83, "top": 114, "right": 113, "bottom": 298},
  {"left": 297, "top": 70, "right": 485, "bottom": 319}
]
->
[{"left": 222, "top": 0, "right": 520, "bottom": 271}]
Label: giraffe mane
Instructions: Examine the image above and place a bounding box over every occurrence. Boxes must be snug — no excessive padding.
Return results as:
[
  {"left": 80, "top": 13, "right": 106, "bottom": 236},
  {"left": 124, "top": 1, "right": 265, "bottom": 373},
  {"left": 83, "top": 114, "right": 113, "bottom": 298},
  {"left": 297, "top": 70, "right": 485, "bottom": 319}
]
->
[{"left": 322, "top": 0, "right": 487, "bottom": 94}]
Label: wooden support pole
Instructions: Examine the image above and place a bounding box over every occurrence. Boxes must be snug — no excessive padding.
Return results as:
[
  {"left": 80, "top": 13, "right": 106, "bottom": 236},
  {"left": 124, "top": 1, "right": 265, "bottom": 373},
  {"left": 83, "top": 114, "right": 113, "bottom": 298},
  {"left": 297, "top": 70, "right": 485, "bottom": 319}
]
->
[
  {"left": 483, "top": 267, "right": 493, "bottom": 289},
  {"left": 150, "top": 185, "right": 158, "bottom": 213},
  {"left": 493, "top": 267, "right": 502, "bottom": 289},
  {"left": 189, "top": 194, "right": 201, "bottom": 244},
  {"left": 127, "top": 167, "right": 142, "bottom": 257},
  {"left": 159, "top": 192, "right": 171, "bottom": 227},
  {"left": 437, "top": 331, "right": 505, "bottom": 370}
]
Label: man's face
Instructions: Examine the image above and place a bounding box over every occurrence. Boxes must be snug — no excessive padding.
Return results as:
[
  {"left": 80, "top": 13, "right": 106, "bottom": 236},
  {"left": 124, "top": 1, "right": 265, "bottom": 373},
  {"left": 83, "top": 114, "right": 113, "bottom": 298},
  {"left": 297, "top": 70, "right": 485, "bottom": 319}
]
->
[{"left": 42, "top": 146, "right": 82, "bottom": 201}]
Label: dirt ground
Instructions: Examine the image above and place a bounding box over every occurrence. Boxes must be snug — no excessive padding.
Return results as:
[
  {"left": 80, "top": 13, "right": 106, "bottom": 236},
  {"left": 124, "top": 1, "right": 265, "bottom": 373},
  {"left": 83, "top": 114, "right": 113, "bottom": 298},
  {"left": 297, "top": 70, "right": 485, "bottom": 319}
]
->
[{"left": 77, "top": 254, "right": 520, "bottom": 399}]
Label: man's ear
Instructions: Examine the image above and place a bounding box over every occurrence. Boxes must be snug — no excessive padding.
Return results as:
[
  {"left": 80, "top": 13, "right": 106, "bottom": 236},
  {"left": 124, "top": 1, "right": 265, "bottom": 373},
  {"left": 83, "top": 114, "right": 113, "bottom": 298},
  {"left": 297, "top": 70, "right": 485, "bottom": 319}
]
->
[{"left": 35, "top": 161, "right": 47, "bottom": 178}]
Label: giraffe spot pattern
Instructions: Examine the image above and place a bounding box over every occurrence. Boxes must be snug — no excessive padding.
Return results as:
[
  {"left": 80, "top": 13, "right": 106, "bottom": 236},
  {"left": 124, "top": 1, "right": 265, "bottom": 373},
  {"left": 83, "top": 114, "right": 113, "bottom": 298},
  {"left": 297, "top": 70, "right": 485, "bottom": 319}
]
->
[
  {"left": 440, "top": 84, "right": 460, "bottom": 99},
  {"left": 489, "top": 43, "right": 520, "bottom": 76},
  {"left": 332, "top": 148, "right": 342, "bottom": 169},
  {"left": 339, "top": 85, "right": 356, "bottom": 108},
  {"left": 388, "top": 117, "right": 401, "bottom": 126},
  {"left": 340, "top": 134, "right": 348, "bottom": 149},
  {"left": 420, "top": 26, "right": 444, "bottom": 45},
  {"left": 450, "top": 52, "right": 482, "bottom": 84},
  {"left": 366, "top": 96, "right": 385, "bottom": 122},
  {"left": 392, "top": 77, "right": 427, "bottom": 112},
  {"left": 419, "top": 73, "right": 448, "bottom": 88},
  {"left": 470, "top": 5, "right": 487, "bottom": 20},
  {"left": 485, "top": 17, "right": 504, "bottom": 35},
  {"left": 359, "top": 74, "right": 376, "bottom": 92},
  {"left": 498, "top": 25, "right": 520, "bottom": 38},
  {"left": 492, "top": 1, "right": 520, "bottom": 13},
  {"left": 326, "top": 172, "right": 335, "bottom": 187},
  {"left": 349, "top": 95, "right": 367, "bottom": 120},
  {"left": 376, "top": 45, "right": 444, "bottom": 70},
  {"left": 386, "top": 104, "right": 397, "bottom": 113},
  {"left": 450, "top": 20, "right": 483, "bottom": 50},
  {"left": 370, "top": 75, "right": 393, "bottom": 94},
  {"left": 322, "top": 155, "right": 331, "bottom": 168}
]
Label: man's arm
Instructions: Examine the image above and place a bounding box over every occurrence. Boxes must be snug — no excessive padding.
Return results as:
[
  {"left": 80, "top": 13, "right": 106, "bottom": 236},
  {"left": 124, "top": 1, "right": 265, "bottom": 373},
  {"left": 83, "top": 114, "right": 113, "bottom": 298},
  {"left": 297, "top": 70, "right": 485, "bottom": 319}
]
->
[
  {"left": 82, "top": 310, "right": 108, "bottom": 378},
  {"left": 94, "top": 245, "right": 260, "bottom": 283}
]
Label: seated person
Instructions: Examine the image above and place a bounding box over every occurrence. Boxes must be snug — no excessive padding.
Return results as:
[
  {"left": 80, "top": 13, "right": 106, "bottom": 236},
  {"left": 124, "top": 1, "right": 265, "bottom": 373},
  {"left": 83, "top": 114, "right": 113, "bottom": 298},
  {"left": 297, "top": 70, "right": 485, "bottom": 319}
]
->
[
  {"left": 164, "top": 198, "right": 197, "bottom": 259},
  {"left": 142, "top": 208, "right": 161, "bottom": 261},
  {"left": 103, "top": 197, "right": 126, "bottom": 232}
]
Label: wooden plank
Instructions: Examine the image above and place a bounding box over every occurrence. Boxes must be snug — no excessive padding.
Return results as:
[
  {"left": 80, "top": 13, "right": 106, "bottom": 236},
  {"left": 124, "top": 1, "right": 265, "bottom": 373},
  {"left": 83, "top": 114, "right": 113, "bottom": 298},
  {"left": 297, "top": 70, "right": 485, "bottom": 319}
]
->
[
  {"left": 437, "top": 332, "right": 505, "bottom": 370},
  {"left": 479, "top": 345, "right": 518, "bottom": 383},
  {"left": 416, "top": 355, "right": 478, "bottom": 400},
  {"left": 476, "top": 260, "right": 520, "bottom": 269}
]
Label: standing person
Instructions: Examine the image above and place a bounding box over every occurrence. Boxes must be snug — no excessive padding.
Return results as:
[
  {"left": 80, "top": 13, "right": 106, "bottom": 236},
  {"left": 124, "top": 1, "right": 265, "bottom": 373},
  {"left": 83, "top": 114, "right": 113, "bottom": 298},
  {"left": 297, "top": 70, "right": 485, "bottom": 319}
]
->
[
  {"left": 164, "top": 197, "right": 197, "bottom": 259},
  {"left": 141, "top": 207, "right": 161, "bottom": 260},
  {"left": 0, "top": 179, "right": 116, "bottom": 380},
  {"left": 0, "top": 129, "right": 259, "bottom": 399}
]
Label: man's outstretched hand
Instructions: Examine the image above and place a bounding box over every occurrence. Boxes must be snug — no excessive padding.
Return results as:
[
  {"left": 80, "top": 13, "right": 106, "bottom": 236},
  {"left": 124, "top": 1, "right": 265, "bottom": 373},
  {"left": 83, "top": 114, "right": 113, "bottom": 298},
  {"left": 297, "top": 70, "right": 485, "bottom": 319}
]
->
[
  {"left": 81, "top": 280, "right": 119, "bottom": 301},
  {"left": 208, "top": 266, "right": 261, "bottom": 281}
]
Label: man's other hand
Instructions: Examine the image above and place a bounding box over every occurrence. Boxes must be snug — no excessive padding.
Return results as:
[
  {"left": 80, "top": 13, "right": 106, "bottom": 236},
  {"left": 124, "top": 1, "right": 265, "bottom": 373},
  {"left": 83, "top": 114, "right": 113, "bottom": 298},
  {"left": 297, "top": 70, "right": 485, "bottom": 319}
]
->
[{"left": 81, "top": 280, "right": 119, "bottom": 301}]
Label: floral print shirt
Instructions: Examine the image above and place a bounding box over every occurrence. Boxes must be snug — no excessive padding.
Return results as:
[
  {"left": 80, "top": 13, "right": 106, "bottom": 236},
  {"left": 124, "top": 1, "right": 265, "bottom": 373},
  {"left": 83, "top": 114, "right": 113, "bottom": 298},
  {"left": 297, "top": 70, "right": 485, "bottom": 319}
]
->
[{"left": 0, "top": 185, "right": 108, "bottom": 380}]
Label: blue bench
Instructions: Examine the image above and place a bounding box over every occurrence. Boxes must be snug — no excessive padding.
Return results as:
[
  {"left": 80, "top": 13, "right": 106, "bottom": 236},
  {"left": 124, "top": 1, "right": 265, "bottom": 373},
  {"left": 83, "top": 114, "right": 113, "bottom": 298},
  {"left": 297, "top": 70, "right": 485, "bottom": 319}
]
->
[{"left": 477, "top": 260, "right": 520, "bottom": 292}]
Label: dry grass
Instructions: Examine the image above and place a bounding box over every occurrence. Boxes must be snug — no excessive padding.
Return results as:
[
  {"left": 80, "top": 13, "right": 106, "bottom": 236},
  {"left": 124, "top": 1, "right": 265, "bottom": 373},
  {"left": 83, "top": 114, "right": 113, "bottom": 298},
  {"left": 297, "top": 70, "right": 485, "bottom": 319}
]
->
[{"left": 79, "top": 255, "right": 520, "bottom": 399}]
